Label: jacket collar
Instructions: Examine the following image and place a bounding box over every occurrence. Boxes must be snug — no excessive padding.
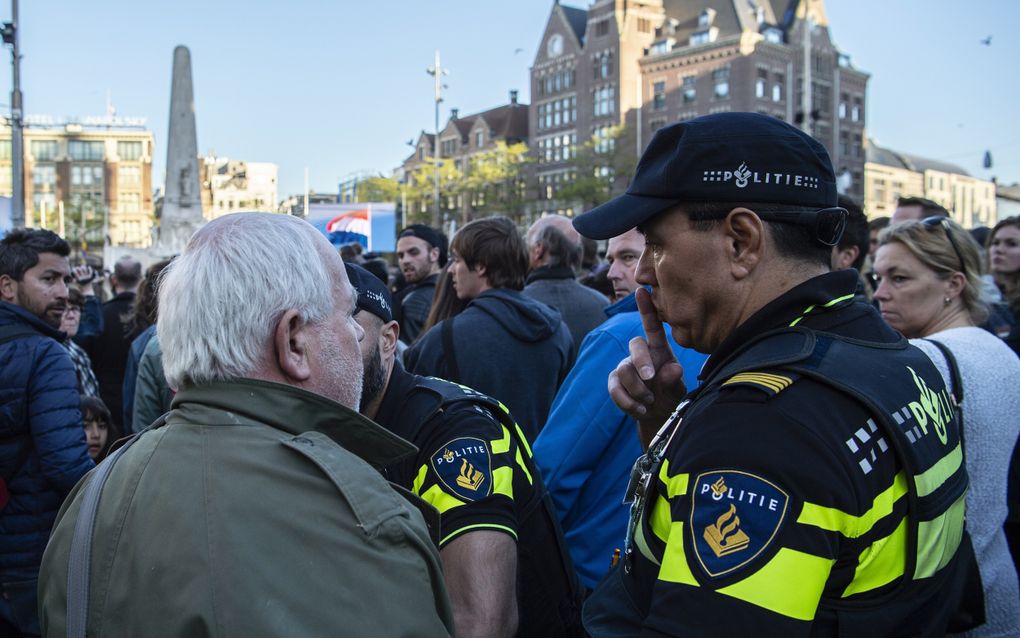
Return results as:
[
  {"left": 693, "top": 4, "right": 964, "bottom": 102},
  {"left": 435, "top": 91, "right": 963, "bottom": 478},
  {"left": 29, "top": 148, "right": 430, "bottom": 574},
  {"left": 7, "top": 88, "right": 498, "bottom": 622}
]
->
[
  {"left": 699, "top": 270, "right": 859, "bottom": 380},
  {"left": 605, "top": 292, "right": 638, "bottom": 317},
  {"left": 526, "top": 264, "right": 576, "bottom": 284},
  {"left": 170, "top": 378, "right": 417, "bottom": 467},
  {"left": 0, "top": 300, "right": 65, "bottom": 339}
]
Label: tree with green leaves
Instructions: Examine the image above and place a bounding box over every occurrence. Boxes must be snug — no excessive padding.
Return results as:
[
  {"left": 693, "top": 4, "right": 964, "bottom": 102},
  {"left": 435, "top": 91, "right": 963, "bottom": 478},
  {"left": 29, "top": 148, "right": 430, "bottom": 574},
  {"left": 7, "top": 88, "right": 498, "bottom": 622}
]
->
[{"left": 557, "top": 125, "right": 637, "bottom": 211}]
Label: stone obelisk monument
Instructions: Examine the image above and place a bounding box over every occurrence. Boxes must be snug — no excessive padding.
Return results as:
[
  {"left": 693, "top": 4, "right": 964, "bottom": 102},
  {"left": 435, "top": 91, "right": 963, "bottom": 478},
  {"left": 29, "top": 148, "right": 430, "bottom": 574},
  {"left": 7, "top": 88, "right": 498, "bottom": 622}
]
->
[{"left": 157, "top": 45, "right": 204, "bottom": 255}]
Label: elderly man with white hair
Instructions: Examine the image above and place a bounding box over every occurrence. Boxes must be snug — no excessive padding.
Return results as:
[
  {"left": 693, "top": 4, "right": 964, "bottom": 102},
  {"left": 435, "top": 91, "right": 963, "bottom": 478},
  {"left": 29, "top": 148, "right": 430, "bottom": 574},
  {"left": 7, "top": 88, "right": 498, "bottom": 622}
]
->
[{"left": 38, "top": 213, "right": 454, "bottom": 637}]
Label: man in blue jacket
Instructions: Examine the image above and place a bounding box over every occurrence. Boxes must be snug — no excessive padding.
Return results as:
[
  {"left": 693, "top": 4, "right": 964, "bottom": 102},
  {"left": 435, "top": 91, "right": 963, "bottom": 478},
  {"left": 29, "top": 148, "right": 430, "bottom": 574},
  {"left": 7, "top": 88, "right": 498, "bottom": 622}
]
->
[
  {"left": 533, "top": 228, "right": 708, "bottom": 590},
  {"left": 0, "top": 228, "right": 93, "bottom": 636}
]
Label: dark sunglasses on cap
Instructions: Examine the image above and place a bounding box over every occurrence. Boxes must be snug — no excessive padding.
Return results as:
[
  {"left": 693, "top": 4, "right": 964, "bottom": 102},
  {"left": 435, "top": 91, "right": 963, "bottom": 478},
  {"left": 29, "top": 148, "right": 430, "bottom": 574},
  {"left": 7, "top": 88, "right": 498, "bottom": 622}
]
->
[
  {"left": 696, "top": 206, "right": 848, "bottom": 247},
  {"left": 921, "top": 216, "right": 967, "bottom": 277}
]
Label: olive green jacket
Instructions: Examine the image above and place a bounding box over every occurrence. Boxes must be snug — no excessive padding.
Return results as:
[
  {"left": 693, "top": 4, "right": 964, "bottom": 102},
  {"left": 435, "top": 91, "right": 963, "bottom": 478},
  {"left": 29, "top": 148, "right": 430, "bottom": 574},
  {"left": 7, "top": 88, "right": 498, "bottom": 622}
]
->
[{"left": 39, "top": 378, "right": 454, "bottom": 637}]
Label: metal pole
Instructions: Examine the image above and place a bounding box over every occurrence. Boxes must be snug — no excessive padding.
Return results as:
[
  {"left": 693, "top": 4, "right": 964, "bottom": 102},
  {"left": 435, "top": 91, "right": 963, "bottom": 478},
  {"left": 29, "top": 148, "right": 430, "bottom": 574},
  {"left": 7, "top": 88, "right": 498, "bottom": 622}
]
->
[
  {"left": 427, "top": 50, "right": 448, "bottom": 228},
  {"left": 9, "top": 0, "right": 23, "bottom": 227}
]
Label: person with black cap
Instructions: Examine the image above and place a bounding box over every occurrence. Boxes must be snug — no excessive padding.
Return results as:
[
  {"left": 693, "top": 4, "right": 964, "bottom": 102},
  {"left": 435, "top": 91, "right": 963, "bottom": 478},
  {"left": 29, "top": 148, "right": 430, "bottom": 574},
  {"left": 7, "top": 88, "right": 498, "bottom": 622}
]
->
[
  {"left": 394, "top": 224, "right": 448, "bottom": 344},
  {"left": 574, "top": 113, "right": 975, "bottom": 636},
  {"left": 345, "top": 262, "right": 584, "bottom": 638}
]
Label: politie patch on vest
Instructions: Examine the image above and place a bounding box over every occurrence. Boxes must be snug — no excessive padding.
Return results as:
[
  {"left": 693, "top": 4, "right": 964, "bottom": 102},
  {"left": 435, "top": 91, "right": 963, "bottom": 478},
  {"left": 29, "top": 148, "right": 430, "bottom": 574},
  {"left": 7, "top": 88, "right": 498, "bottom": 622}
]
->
[
  {"left": 431, "top": 437, "right": 493, "bottom": 501},
  {"left": 689, "top": 470, "right": 789, "bottom": 578}
]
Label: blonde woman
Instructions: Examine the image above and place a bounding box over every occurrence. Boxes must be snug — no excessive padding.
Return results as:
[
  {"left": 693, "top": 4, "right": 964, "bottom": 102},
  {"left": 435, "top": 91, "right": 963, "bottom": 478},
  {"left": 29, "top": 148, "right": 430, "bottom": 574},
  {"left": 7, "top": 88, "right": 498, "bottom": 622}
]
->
[{"left": 873, "top": 217, "right": 1020, "bottom": 637}]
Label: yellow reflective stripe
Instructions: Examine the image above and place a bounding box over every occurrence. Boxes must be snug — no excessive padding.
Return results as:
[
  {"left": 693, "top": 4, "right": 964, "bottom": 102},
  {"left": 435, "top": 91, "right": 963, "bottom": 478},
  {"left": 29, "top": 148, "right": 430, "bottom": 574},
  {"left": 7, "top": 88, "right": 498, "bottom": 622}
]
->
[
  {"left": 915, "top": 493, "right": 965, "bottom": 579},
  {"left": 916, "top": 444, "right": 963, "bottom": 498},
  {"left": 491, "top": 426, "right": 511, "bottom": 455},
  {"left": 421, "top": 483, "right": 467, "bottom": 515},
  {"left": 634, "top": 515, "right": 661, "bottom": 566},
  {"left": 492, "top": 466, "right": 514, "bottom": 499},
  {"left": 797, "top": 471, "right": 909, "bottom": 538},
  {"left": 789, "top": 294, "right": 855, "bottom": 327},
  {"left": 412, "top": 464, "right": 429, "bottom": 496},
  {"left": 514, "top": 446, "right": 533, "bottom": 485},
  {"left": 658, "top": 459, "right": 689, "bottom": 498},
  {"left": 718, "top": 548, "right": 833, "bottom": 620},
  {"left": 649, "top": 495, "right": 671, "bottom": 543},
  {"left": 658, "top": 521, "right": 699, "bottom": 586},
  {"left": 440, "top": 523, "right": 518, "bottom": 547},
  {"left": 513, "top": 423, "right": 533, "bottom": 458},
  {"left": 842, "top": 516, "right": 908, "bottom": 596}
]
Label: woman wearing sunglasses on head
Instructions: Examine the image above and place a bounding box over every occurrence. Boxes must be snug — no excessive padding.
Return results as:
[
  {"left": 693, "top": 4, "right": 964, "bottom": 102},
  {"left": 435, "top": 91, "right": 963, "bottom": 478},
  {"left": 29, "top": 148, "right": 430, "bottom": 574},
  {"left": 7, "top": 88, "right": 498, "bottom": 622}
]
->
[{"left": 873, "top": 217, "right": 1020, "bottom": 636}]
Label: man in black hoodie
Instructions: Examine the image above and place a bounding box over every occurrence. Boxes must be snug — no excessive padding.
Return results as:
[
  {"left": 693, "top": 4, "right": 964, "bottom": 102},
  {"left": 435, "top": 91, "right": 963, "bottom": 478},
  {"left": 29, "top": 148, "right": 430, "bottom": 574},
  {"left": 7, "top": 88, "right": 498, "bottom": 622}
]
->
[{"left": 405, "top": 216, "right": 574, "bottom": 441}]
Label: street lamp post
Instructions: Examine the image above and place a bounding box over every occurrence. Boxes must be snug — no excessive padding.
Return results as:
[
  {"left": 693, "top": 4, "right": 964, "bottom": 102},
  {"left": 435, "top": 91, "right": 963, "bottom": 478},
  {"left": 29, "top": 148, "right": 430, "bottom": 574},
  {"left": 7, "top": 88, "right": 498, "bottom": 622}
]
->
[
  {"left": 2, "top": 0, "right": 24, "bottom": 228},
  {"left": 426, "top": 50, "right": 448, "bottom": 229}
]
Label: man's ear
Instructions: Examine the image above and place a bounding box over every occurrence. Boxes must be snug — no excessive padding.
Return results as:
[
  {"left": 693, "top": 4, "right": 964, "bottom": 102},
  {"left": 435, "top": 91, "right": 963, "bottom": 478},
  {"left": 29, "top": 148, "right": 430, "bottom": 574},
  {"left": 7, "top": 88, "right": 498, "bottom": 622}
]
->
[
  {"left": 723, "top": 208, "right": 765, "bottom": 280},
  {"left": 381, "top": 320, "right": 400, "bottom": 358},
  {"left": 273, "top": 309, "right": 313, "bottom": 382},
  {"left": 0, "top": 274, "right": 16, "bottom": 303},
  {"left": 429, "top": 246, "right": 440, "bottom": 264},
  {"left": 832, "top": 245, "right": 859, "bottom": 271}
]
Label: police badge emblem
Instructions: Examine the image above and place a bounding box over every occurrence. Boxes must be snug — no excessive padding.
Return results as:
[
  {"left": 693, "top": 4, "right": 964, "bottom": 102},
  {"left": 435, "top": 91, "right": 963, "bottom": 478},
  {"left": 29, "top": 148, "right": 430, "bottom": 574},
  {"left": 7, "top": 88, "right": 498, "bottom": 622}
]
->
[{"left": 690, "top": 470, "right": 789, "bottom": 578}]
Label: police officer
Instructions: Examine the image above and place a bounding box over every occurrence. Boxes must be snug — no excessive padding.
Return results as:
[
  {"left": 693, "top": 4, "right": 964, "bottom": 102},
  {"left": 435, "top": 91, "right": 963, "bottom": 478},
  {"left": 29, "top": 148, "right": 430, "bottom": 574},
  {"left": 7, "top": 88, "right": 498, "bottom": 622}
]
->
[
  {"left": 345, "top": 263, "right": 583, "bottom": 638},
  {"left": 573, "top": 113, "right": 974, "bottom": 635}
]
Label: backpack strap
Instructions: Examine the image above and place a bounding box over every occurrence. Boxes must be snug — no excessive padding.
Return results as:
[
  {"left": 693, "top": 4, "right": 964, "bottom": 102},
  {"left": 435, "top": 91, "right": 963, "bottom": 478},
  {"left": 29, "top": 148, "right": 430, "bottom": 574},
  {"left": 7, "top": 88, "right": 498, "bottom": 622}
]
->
[
  {"left": 66, "top": 414, "right": 168, "bottom": 638},
  {"left": 441, "top": 317, "right": 461, "bottom": 382}
]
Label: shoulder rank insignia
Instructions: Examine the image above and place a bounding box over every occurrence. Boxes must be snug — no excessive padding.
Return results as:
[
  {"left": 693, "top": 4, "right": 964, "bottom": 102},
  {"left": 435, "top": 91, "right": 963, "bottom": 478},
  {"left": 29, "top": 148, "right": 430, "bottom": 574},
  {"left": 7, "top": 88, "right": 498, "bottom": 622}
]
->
[
  {"left": 721, "top": 371, "right": 798, "bottom": 397},
  {"left": 690, "top": 470, "right": 789, "bottom": 578},
  {"left": 431, "top": 437, "right": 493, "bottom": 501}
]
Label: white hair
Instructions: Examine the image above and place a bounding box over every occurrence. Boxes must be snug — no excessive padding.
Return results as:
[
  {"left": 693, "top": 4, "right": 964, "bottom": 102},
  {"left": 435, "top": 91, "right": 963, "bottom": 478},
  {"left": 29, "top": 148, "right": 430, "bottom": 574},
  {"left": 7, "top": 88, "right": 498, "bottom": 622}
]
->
[{"left": 158, "top": 212, "right": 333, "bottom": 389}]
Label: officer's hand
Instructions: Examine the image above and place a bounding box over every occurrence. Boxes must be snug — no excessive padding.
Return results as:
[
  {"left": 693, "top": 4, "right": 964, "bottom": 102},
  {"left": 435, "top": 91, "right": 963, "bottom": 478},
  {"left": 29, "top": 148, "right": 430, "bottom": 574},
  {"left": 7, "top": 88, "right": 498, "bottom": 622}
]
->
[{"left": 608, "top": 288, "right": 686, "bottom": 447}]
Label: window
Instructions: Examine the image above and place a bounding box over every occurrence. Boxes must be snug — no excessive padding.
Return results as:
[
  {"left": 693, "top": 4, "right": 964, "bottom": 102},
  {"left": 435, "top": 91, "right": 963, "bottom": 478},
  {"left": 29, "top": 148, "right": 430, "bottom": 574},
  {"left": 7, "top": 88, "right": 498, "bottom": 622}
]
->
[
  {"left": 593, "top": 126, "right": 616, "bottom": 154},
  {"left": 118, "top": 141, "right": 143, "bottom": 161},
  {"left": 755, "top": 68, "right": 768, "bottom": 99},
  {"left": 593, "top": 51, "right": 613, "bottom": 80},
  {"left": 773, "top": 73, "right": 784, "bottom": 102},
  {"left": 31, "top": 165, "right": 56, "bottom": 188},
  {"left": 839, "top": 131, "right": 849, "bottom": 157},
  {"left": 682, "top": 75, "right": 697, "bottom": 103},
  {"left": 651, "top": 40, "right": 670, "bottom": 54},
  {"left": 690, "top": 31, "right": 712, "bottom": 46},
  {"left": 71, "top": 165, "right": 104, "bottom": 187},
  {"left": 764, "top": 28, "right": 783, "bottom": 44},
  {"left": 30, "top": 140, "right": 58, "bottom": 161},
  {"left": 650, "top": 118, "right": 667, "bottom": 132},
  {"left": 118, "top": 165, "right": 142, "bottom": 187},
  {"left": 0, "top": 140, "right": 11, "bottom": 160},
  {"left": 637, "top": 17, "right": 651, "bottom": 33},
  {"left": 652, "top": 81, "right": 666, "bottom": 110},
  {"left": 68, "top": 140, "right": 104, "bottom": 161},
  {"left": 593, "top": 85, "right": 615, "bottom": 117},
  {"left": 595, "top": 20, "right": 609, "bottom": 37},
  {"left": 119, "top": 192, "right": 141, "bottom": 214},
  {"left": 476, "top": 131, "right": 484, "bottom": 147},
  {"left": 440, "top": 139, "right": 457, "bottom": 156},
  {"left": 32, "top": 192, "right": 57, "bottom": 215},
  {"left": 713, "top": 67, "right": 730, "bottom": 99},
  {"left": 852, "top": 98, "right": 862, "bottom": 123}
]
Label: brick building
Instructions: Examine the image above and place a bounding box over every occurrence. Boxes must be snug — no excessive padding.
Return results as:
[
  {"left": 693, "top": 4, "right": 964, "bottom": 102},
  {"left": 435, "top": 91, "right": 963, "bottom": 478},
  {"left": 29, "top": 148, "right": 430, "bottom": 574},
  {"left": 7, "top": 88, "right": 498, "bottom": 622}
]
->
[
  {"left": 401, "top": 92, "right": 529, "bottom": 226},
  {"left": 531, "top": 0, "right": 868, "bottom": 215}
]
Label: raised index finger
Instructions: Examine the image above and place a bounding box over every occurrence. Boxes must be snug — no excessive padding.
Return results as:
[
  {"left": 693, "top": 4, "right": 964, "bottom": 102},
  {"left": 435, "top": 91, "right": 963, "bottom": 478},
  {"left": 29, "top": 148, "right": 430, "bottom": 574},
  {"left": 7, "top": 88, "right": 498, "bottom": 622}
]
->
[{"left": 635, "top": 287, "right": 668, "bottom": 351}]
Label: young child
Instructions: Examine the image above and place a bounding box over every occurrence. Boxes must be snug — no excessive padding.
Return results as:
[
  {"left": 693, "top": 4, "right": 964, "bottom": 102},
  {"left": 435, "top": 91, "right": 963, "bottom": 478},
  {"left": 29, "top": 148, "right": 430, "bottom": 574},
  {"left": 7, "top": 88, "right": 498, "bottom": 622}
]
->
[{"left": 80, "top": 395, "right": 119, "bottom": 461}]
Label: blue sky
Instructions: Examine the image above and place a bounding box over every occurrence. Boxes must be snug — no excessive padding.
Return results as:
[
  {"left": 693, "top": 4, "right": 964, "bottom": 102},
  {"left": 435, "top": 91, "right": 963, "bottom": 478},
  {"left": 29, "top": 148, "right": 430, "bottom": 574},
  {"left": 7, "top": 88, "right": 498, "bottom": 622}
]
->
[{"left": 3, "top": 0, "right": 1017, "bottom": 199}]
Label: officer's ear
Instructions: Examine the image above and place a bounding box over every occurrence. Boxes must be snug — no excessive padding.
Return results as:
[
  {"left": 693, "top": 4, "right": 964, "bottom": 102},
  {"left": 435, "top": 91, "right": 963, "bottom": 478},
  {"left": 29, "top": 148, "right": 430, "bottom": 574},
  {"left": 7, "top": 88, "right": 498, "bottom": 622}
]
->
[
  {"left": 380, "top": 319, "right": 400, "bottom": 359},
  {"left": 722, "top": 207, "right": 765, "bottom": 280},
  {"left": 273, "top": 309, "right": 313, "bottom": 382}
]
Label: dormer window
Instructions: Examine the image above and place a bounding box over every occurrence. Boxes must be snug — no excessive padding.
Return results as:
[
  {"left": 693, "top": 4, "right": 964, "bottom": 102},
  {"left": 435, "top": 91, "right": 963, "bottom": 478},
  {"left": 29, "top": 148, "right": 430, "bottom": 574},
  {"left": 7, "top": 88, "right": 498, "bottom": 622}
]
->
[
  {"left": 690, "top": 28, "right": 717, "bottom": 46},
  {"left": 698, "top": 8, "right": 716, "bottom": 28},
  {"left": 650, "top": 39, "right": 673, "bottom": 54},
  {"left": 763, "top": 27, "right": 783, "bottom": 44}
]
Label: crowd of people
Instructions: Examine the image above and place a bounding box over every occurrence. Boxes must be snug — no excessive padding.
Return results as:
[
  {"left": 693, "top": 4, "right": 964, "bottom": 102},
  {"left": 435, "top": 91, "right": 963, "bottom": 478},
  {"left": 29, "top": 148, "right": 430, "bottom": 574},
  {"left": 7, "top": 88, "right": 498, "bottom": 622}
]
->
[{"left": 0, "top": 111, "right": 1017, "bottom": 637}]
